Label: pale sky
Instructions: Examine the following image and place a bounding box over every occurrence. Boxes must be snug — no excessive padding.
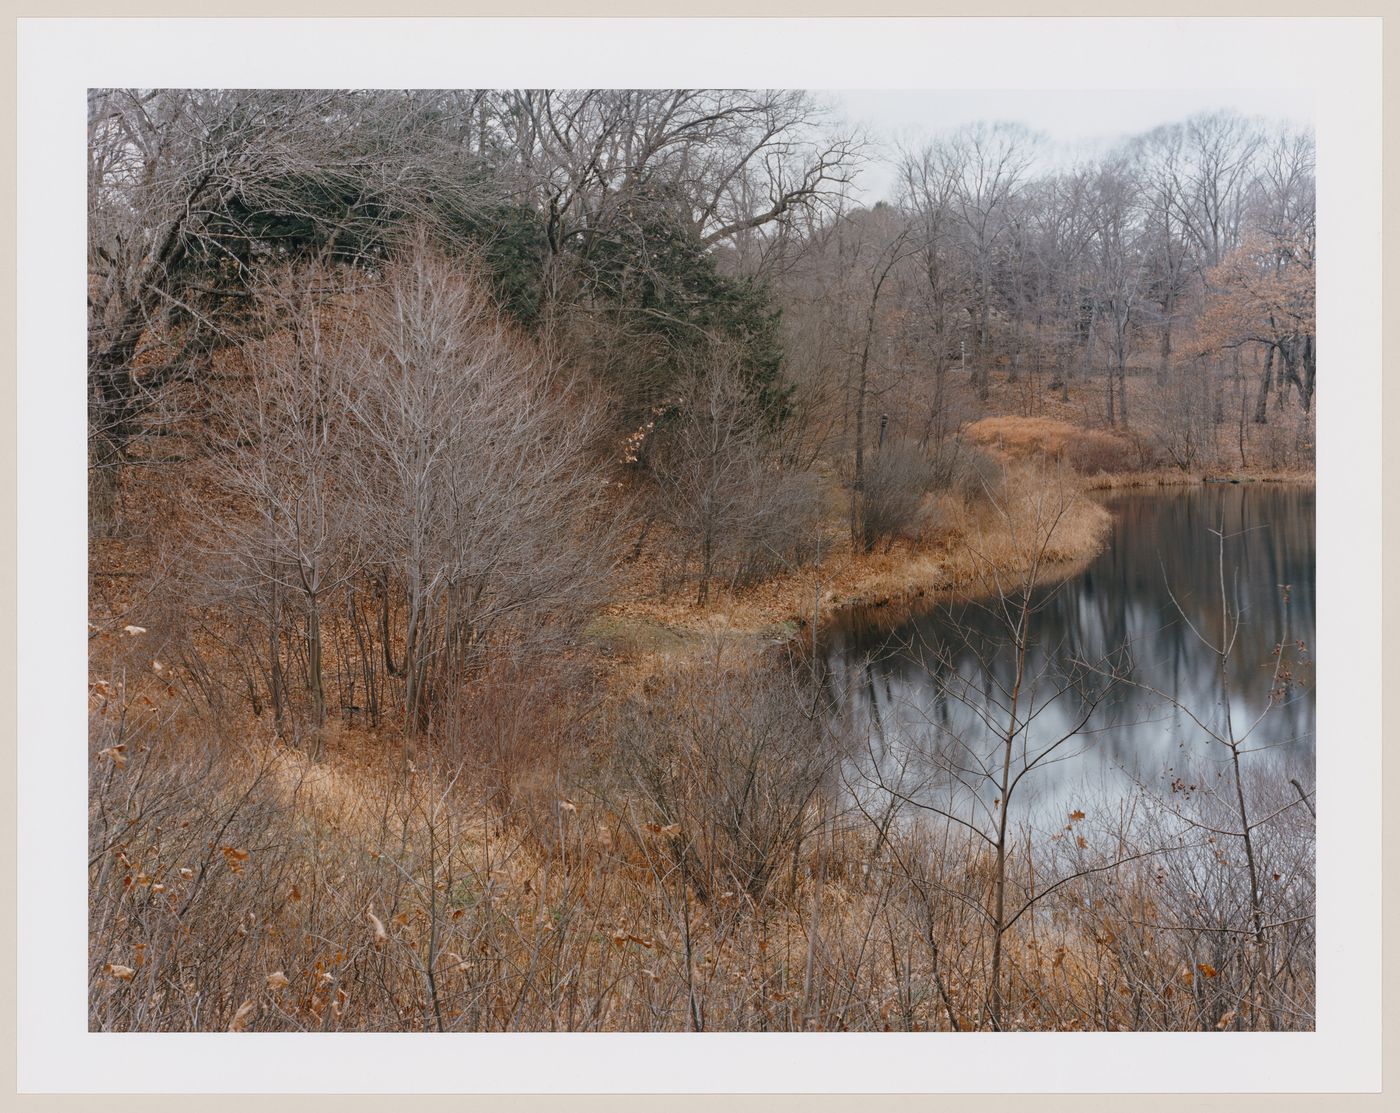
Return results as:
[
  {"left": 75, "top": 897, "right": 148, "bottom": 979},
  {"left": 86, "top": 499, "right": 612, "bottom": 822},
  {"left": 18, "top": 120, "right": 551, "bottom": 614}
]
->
[{"left": 826, "top": 89, "right": 1315, "bottom": 202}]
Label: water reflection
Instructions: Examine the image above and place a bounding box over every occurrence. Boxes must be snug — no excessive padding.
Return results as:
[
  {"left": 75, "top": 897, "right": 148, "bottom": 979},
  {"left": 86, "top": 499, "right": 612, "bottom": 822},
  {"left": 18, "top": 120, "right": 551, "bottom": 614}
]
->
[{"left": 822, "top": 485, "right": 1315, "bottom": 821}]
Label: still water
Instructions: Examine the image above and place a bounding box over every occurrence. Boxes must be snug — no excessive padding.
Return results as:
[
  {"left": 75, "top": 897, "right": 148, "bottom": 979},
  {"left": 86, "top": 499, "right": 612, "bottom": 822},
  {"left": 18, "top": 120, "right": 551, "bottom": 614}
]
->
[{"left": 821, "top": 485, "right": 1315, "bottom": 821}]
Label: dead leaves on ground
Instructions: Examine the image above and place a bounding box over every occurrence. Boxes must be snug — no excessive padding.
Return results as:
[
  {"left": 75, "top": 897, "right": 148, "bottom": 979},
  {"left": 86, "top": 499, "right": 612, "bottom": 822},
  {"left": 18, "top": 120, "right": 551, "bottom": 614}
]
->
[
  {"left": 228, "top": 999, "right": 256, "bottom": 1031},
  {"left": 366, "top": 906, "right": 387, "bottom": 948},
  {"left": 98, "top": 744, "right": 127, "bottom": 769}
]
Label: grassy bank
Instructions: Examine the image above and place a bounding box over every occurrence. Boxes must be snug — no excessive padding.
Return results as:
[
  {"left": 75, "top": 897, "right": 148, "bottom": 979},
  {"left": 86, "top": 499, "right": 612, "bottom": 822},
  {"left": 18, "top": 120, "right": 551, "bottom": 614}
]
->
[
  {"left": 1083, "top": 468, "right": 1316, "bottom": 490},
  {"left": 596, "top": 460, "right": 1127, "bottom": 688},
  {"left": 590, "top": 416, "right": 1314, "bottom": 701},
  {"left": 89, "top": 411, "right": 1314, "bottom": 1033}
]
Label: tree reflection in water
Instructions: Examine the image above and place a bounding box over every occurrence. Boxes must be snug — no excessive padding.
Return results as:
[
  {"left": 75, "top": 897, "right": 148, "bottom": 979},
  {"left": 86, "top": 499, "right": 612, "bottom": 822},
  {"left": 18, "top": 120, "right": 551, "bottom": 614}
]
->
[{"left": 822, "top": 484, "right": 1315, "bottom": 822}]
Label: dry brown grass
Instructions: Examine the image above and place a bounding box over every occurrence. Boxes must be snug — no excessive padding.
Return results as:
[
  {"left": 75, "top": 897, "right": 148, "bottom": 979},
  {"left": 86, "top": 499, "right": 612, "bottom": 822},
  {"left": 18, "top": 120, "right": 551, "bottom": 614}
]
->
[
  {"left": 88, "top": 372, "right": 1311, "bottom": 1033},
  {"left": 599, "top": 459, "right": 1112, "bottom": 692},
  {"left": 964, "top": 415, "right": 1140, "bottom": 475},
  {"left": 1081, "top": 468, "right": 1317, "bottom": 491},
  {"left": 91, "top": 686, "right": 1310, "bottom": 1032}
]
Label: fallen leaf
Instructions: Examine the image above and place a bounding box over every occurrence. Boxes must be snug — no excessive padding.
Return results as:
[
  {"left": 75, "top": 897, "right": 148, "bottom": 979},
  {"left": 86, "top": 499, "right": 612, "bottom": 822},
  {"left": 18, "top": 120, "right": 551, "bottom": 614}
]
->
[
  {"left": 98, "top": 745, "right": 127, "bottom": 769},
  {"left": 105, "top": 963, "right": 135, "bottom": 981},
  {"left": 266, "top": 971, "right": 289, "bottom": 991},
  {"left": 228, "top": 999, "right": 255, "bottom": 1031},
  {"left": 366, "top": 907, "right": 387, "bottom": 948},
  {"left": 123, "top": 625, "right": 148, "bottom": 636}
]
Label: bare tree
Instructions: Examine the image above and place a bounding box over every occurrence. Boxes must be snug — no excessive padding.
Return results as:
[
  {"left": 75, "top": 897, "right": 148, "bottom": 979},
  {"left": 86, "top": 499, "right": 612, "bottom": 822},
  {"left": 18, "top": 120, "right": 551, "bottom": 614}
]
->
[
  {"left": 1132, "top": 124, "right": 1196, "bottom": 385},
  {"left": 842, "top": 211, "right": 920, "bottom": 549},
  {"left": 196, "top": 268, "right": 362, "bottom": 743},
  {"left": 345, "top": 237, "right": 617, "bottom": 734},
  {"left": 1086, "top": 156, "right": 1147, "bottom": 426},
  {"left": 941, "top": 123, "right": 1041, "bottom": 401},
  {"left": 844, "top": 473, "right": 1135, "bottom": 1029},
  {"left": 86, "top": 89, "right": 507, "bottom": 530},
  {"left": 649, "top": 346, "right": 819, "bottom": 604},
  {"left": 897, "top": 143, "right": 972, "bottom": 443},
  {"left": 1119, "top": 524, "right": 1312, "bottom": 1029},
  {"left": 1174, "top": 112, "right": 1263, "bottom": 273}
]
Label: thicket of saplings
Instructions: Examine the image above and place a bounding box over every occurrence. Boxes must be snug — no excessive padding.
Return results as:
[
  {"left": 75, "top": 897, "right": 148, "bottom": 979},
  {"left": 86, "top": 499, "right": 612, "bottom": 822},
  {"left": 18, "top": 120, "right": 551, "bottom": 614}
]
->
[
  {"left": 90, "top": 244, "right": 1312, "bottom": 1033},
  {"left": 91, "top": 644, "right": 1314, "bottom": 1033}
]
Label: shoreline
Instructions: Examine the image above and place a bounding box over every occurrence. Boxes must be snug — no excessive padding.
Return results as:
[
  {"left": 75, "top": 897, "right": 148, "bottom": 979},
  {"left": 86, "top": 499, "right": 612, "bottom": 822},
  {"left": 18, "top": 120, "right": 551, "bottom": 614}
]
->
[{"left": 594, "top": 466, "right": 1316, "bottom": 689}]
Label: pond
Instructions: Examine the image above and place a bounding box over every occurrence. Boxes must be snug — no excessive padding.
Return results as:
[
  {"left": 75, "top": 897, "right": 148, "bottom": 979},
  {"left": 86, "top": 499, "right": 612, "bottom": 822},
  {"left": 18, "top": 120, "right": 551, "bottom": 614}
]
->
[{"left": 820, "top": 484, "right": 1316, "bottom": 824}]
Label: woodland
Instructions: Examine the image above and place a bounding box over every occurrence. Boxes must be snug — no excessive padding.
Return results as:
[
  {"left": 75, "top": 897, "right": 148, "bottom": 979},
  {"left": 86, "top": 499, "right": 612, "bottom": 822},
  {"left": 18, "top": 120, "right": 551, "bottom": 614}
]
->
[{"left": 88, "top": 90, "right": 1315, "bottom": 1033}]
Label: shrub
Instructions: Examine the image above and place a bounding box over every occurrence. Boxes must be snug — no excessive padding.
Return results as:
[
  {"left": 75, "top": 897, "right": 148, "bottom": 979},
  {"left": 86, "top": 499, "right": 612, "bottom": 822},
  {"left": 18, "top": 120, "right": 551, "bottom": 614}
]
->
[
  {"left": 858, "top": 439, "right": 937, "bottom": 550},
  {"left": 607, "top": 659, "right": 836, "bottom": 903},
  {"left": 735, "top": 469, "right": 824, "bottom": 585},
  {"left": 929, "top": 440, "right": 1005, "bottom": 504},
  {"left": 651, "top": 354, "right": 822, "bottom": 601},
  {"left": 1061, "top": 430, "right": 1139, "bottom": 475}
]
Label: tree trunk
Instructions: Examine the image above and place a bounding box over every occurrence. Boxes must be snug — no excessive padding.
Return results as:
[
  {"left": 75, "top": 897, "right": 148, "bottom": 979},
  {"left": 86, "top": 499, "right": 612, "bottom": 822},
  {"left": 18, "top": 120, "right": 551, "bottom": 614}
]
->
[
  {"left": 697, "top": 530, "right": 713, "bottom": 605},
  {"left": 1114, "top": 319, "right": 1129, "bottom": 427},
  {"left": 1300, "top": 333, "right": 1315, "bottom": 413},
  {"left": 976, "top": 290, "right": 991, "bottom": 402},
  {"left": 1254, "top": 344, "right": 1275, "bottom": 424},
  {"left": 852, "top": 261, "right": 894, "bottom": 549},
  {"left": 988, "top": 592, "right": 1031, "bottom": 1031},
  {"left": 268, "top": 583, "right": 286, "bottom": 734},
  {"left": 1158, "top": 291, "right": 1174, "bottom": 384},
  {"left": 1081, "top": 301, "right": 1097, "bottom": 407},
  {"left": 306, "top": 594, "right": 325, "bottom": 732},
  {"left": 378, "top": 571, "right": 400, "bottom": 678}
]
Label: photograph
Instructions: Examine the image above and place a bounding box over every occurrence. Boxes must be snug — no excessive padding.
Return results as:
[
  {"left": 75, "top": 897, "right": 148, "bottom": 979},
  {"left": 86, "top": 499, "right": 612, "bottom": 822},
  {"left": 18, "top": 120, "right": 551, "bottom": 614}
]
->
[{"left": 83, "top": 82, "right": 1319, "bottom": 1036}]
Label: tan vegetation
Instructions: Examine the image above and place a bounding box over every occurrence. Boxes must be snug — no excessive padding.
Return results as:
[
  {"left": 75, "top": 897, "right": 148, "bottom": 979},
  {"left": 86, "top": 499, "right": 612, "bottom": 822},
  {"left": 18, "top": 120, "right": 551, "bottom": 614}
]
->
[
  {"left": 87, "top": 89, "right": 1315, "bottom": 1032},
  {"left": 598, "top": 458, "right": 1110, "bottom": 682},
  {"left": 91, "top": 645, "right": 1314, "bottom": 1033}
]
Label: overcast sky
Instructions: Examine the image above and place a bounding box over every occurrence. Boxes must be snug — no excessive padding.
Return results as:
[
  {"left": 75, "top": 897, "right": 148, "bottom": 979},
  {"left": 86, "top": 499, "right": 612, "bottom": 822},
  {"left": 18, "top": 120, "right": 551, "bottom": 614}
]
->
[{"left": 826, "top": 89, "right": 1315, "bottom": 202}]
